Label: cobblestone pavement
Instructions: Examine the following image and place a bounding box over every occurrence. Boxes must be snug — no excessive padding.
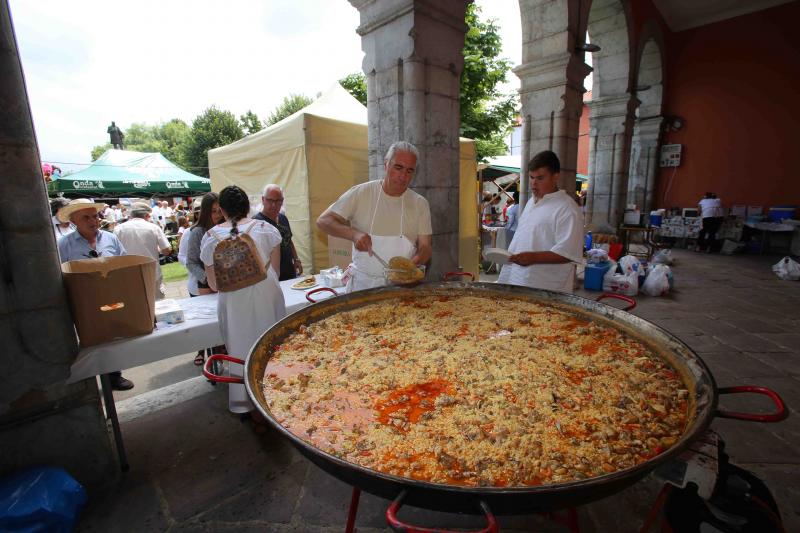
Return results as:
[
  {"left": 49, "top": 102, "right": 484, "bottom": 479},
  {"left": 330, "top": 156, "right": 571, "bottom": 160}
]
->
[{"left": 76, "top": 249, "right": 799, "bottom": 532}]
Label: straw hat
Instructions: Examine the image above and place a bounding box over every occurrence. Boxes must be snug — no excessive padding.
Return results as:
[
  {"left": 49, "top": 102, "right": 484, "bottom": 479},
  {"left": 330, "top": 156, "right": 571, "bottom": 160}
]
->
[{"left": 57, "top": 198, "right": 107, "bottom": 223}]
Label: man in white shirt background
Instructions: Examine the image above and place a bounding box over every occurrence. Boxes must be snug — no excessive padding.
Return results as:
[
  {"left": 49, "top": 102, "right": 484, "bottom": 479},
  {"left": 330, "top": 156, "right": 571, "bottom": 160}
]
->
[
  {"left": 114, "top": 202, "right": 172, "bottom": 299},
  {"left": 498, "top": 150, "right": 584, "bottom": 293},
  {"left": 697, "top": 192, "right": 724, "bottom": 252}
]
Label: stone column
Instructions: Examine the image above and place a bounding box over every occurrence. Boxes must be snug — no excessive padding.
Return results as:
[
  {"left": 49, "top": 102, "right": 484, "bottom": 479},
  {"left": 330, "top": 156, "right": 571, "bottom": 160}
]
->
[
  {"left": 584, "top": 94, "right": 637, "bottom": 231},
  {"left": 0, "top": 0, "right": 115, "bottom": 486},
  {"left": 515, "top": 0, "right": 591, "bottom": 206},
  {"left": 349, "top": 0, "right": 469, "bottom": 279},
  {"left": 626, "top": 117, "right": 663, "bottom": 214}
]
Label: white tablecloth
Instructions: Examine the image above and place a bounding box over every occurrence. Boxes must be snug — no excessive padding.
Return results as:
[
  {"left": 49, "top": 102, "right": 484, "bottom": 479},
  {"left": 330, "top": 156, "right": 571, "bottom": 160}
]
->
[{"left": 67, "top": 279, "right": 343, "bottom": 383}]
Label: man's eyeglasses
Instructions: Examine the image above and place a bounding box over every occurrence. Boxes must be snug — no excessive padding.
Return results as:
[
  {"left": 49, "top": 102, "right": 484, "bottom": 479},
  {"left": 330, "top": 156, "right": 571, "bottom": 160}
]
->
[
  {"left": 86, "top": 250, "right": 100, "bottom": 258},
  {"left": 264, "top": 198, "right": 284, "bottom": 204}
]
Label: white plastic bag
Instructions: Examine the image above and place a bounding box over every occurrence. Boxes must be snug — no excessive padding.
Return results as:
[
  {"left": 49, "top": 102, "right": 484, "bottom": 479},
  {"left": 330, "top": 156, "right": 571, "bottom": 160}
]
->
[
  {"left": 586, "top": 248, "right": 609, "bottom": 264},
  {"left": 618, "top": 255, "right": 642, "bottom": 275},
  {"left": 642, "top": 264, "right": 671, "bottom": 296},
  {"left": 602, "top": 262, "right": 639, "bottom": 296},
  {"left": 772, "top": 256, "right": 800, "bottom": 281},
  {"left": 651, "top": 249, "right": 674, "bottom": 265}
]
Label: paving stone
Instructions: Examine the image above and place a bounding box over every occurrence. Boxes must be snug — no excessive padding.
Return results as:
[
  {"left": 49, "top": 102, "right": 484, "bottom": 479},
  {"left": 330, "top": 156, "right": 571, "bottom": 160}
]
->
[
  {"left": 201, "top": 460, "right": 309, "bottom": 524},
  {"left": 754, "top": 334, "right": 800, "bottom": 353},
  {"left": 699, "top": 352, "right": 784, "bottom": 380},
  {"left": 749, "top": 352, "right": 800, "bottom": 378},
  {"left": 690, "top": 317, "right": 742, "bottom": 337},
  {"left": 720, "top": 317, "right": 789, "bottom": 334},
  {"left": 678, "top": 333, "right": 730, "bottom": 353},
  {"left": 715, "top": 332, "right": 787, "bottom": 353},
  {"left": 76, "top": 471, "right": 169, "bottom": 533}
]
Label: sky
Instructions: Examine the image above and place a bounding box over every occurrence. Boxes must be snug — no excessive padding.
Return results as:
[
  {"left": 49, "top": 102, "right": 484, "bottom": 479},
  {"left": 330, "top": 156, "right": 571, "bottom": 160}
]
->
[{"left": 10, "top": 0, "right": 523, "bottom": 172}]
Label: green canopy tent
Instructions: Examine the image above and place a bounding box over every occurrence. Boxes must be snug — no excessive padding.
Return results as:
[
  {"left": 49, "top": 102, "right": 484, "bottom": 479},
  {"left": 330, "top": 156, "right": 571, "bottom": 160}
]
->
[{"left": 47, "top": 149, "right": 211, "bottom": 197}]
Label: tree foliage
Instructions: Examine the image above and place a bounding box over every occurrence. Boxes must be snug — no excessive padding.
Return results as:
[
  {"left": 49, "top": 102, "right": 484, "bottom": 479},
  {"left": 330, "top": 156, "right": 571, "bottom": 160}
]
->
[
  {"left": 90, "top": 119, "right": 190, "bottom": 167},
  {"left": 266, "top": 94, "right": 314, "bottom": 126},
  {"left": 460, "top": 4, "right": 517, "bottom": 161},
  {"left": 240, "top": 110, "right": 263, "bottom": 135},
  {"left": 338, "top": 7, "right": 516, "bottom": 161},
  {"left": 183, "top": 106, "right": 245, "bottom": 177},
  {"left": 339, "top": 73, "right": 367, "bottom": 106}
]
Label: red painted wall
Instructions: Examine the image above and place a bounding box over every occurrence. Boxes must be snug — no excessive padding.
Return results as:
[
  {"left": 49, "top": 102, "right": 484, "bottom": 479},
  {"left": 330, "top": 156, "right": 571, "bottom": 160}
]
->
[
  {"left": 652, "top": 2, "right": 800, "bottom": 210},
  {"left": 577, "top": 91, "right": 591, "bottom": 176}
]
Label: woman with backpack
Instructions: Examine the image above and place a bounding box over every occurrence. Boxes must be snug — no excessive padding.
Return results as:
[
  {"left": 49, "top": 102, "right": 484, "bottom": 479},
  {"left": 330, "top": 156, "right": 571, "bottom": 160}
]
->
[{"left": 200, "top": 186, "right": 286, "bottom": 415}]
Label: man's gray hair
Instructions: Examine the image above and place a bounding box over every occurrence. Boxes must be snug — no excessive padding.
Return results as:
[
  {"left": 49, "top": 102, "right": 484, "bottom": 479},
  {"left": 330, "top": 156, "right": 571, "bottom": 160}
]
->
[
  {"left": 262, "top": 183, "right": 283, "bottom": 197},
  {"left": 384, "top": 141, "right": 419, "bottom": 164}
]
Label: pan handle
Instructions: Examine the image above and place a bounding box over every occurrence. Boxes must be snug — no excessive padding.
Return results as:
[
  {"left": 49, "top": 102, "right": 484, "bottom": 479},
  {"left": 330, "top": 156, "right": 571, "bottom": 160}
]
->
[
  {"left": 443, "top": 272, "right": 475, "bottom": 282},
  {"left": 306, "top": 287, "right": 337, "bottom": 303},
  {"left": 596, "top": 293, "right": 637, "bottom": 312},
  {"left": 386, "top": 489, "right": 497, "bottom": 533},
  {"left": 716, "top": 386, "right": 788, "bottom": 422},
  {"left": 202, "top": 354, "right": 245, "bottom": 384}
]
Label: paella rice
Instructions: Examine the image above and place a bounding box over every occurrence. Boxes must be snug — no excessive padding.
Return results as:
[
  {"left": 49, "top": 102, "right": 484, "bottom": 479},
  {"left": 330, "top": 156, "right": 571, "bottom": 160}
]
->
[{"left": 262, "top": 292, "right": 689, "bottom": 487}]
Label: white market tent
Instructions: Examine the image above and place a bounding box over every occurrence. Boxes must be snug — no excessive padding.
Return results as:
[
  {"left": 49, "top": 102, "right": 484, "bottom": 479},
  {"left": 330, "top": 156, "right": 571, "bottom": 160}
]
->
[{"left": 208, "top": 84, "right": 478, "bottom": 274}]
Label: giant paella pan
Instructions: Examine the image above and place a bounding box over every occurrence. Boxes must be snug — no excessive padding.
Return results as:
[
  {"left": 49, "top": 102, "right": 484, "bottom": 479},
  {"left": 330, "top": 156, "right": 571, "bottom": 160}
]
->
[{"left": 205, "top": 280, "right": 786, "bottom": 520}]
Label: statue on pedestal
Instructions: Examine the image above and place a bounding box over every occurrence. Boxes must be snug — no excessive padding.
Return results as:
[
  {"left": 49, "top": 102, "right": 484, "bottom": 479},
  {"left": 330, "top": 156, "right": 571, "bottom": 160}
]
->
[{"left": 107, "top": 121, "right": 125, "bottom": 149}]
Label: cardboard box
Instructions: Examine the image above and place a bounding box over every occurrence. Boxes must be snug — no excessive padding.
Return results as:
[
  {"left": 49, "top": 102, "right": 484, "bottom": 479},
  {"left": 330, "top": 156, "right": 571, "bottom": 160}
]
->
[
  {"left": 326, "top": 236, "right": 353, "bottom": 271},
  {"left": 62, "top": 255, "right": 156, "bottom": 347}
]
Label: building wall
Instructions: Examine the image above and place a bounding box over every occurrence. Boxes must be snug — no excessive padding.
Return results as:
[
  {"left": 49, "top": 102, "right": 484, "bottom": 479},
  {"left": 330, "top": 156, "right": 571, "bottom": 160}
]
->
[
  {"left": 651, "top": 2, "right": 800, "bottom": 210},
  {"left": 577, "top": 91, "right": 592, "bottom": 176}
]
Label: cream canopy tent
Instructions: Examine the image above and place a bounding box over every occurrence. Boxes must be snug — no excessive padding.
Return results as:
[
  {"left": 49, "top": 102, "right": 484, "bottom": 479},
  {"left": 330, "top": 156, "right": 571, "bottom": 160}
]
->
[{"left": 208, "top": 84, "right": 478, "bottom": 274}]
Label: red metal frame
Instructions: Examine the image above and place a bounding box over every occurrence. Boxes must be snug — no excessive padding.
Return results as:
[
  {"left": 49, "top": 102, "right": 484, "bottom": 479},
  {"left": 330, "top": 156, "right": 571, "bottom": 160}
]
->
[
  {"left": 202, "top": 354, "right": 245, "bottom": 384},
  {"left": 345, "top": 487, "right": 361, "bottom": 533},
  {"left": 716, "top": 386, "right": 788, "bottom": 422},
  {"left": 596, "top": 293, "right": 637, "bottom": 312},
  {"left": 444, "top": 271, "right": 475, "bottom": 281},
  {"left": 306, "top": 286, "right": 337, "bottom": 303},
  {"left": 386, "top": 490, "right": 498, "bottom": 533}
]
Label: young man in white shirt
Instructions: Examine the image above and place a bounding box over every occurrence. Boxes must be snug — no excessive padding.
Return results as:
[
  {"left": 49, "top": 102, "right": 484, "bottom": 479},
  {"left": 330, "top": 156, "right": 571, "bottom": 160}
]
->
[{"left": 498, "top": 150, "right": 584, "bottom": 293}]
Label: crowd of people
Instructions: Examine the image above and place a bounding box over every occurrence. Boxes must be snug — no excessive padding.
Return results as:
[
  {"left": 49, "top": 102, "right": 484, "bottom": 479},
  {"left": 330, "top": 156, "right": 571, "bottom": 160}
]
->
[{"left": 51, "top": 142, "right": 587, "bottom": 425}]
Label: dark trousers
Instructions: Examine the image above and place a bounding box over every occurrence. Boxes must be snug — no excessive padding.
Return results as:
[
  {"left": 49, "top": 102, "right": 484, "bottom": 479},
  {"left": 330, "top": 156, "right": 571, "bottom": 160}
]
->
[{"left": 699, "top": 217, "right": 723, "bottom": 251}]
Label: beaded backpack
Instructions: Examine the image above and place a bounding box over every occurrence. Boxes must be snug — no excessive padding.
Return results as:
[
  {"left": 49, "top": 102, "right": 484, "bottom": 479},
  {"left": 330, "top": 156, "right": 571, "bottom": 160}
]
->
[{"left": 210, "top": 221, "right": 267, "bottom": 292}]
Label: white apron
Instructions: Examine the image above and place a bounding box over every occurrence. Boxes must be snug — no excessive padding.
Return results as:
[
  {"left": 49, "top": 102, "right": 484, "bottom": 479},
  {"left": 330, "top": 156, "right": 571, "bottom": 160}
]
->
[
  {"left": 498, "top": 198, "right": 575, "bottom": 293},
  {"left": 346, "top": 185, "right": 416, "bottom": 292}
]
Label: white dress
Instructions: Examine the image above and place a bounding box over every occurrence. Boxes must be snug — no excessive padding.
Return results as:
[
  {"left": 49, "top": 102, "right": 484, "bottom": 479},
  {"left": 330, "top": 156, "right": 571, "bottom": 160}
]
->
[{"left": 200, "top": 220, "right": 287, "bottom": 413}]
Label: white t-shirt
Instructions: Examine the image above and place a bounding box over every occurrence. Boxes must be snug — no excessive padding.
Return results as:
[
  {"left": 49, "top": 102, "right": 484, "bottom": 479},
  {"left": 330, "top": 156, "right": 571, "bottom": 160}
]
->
[
  {"left": 114, "top": 218, "right": 170, "bottom": 260},
  {"left": 698, "top": 198, "right": 723, "bottom": 219},
  {"left": 329, "top": 180, "right": 432, "bottom": 240},
  {"left": 498, "top": 190, "right": 584, "bottom": 293}
]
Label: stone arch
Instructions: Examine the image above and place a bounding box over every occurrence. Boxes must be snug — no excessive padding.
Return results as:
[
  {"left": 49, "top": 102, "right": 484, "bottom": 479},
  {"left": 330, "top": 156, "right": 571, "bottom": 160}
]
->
[
  {"left": 626, "top": 22, "right": 666, "bottom": 214},
  {"left": 583, "top": 0, "right": 636, "bottom": 231}
]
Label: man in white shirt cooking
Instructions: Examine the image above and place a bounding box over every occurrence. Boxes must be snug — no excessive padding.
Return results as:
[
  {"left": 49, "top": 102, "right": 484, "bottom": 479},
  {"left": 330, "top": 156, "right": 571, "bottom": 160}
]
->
[
  {"left": 316, "top": 141, "right": 432, "bottom": 292},
  {"left": 498, "top": 150, "right": 584, "bottom": 293}
]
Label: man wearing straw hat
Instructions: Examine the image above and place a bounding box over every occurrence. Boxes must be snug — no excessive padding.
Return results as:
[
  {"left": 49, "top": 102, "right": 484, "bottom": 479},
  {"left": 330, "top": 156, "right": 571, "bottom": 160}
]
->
[{"left": 57, "top": 199, "right": 134, "bottom": 391}]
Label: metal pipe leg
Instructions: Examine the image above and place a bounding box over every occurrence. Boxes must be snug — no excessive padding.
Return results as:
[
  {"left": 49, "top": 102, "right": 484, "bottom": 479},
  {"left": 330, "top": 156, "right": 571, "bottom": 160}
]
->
[
  {"left": 100, "top": 373, "right": 129, "bottom": 471},
  {"left": 345, "top": 487, "right": 361, "bottom": 533}
]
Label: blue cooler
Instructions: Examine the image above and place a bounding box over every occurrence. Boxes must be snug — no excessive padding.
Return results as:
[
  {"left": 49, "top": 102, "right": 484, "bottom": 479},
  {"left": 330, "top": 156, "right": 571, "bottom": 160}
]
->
[
  {"left": 649, "top": 214, "right": 663, "bottom": 227},
  {"left": 584, "top": 261, "right": 611, "bottom": 291}
]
